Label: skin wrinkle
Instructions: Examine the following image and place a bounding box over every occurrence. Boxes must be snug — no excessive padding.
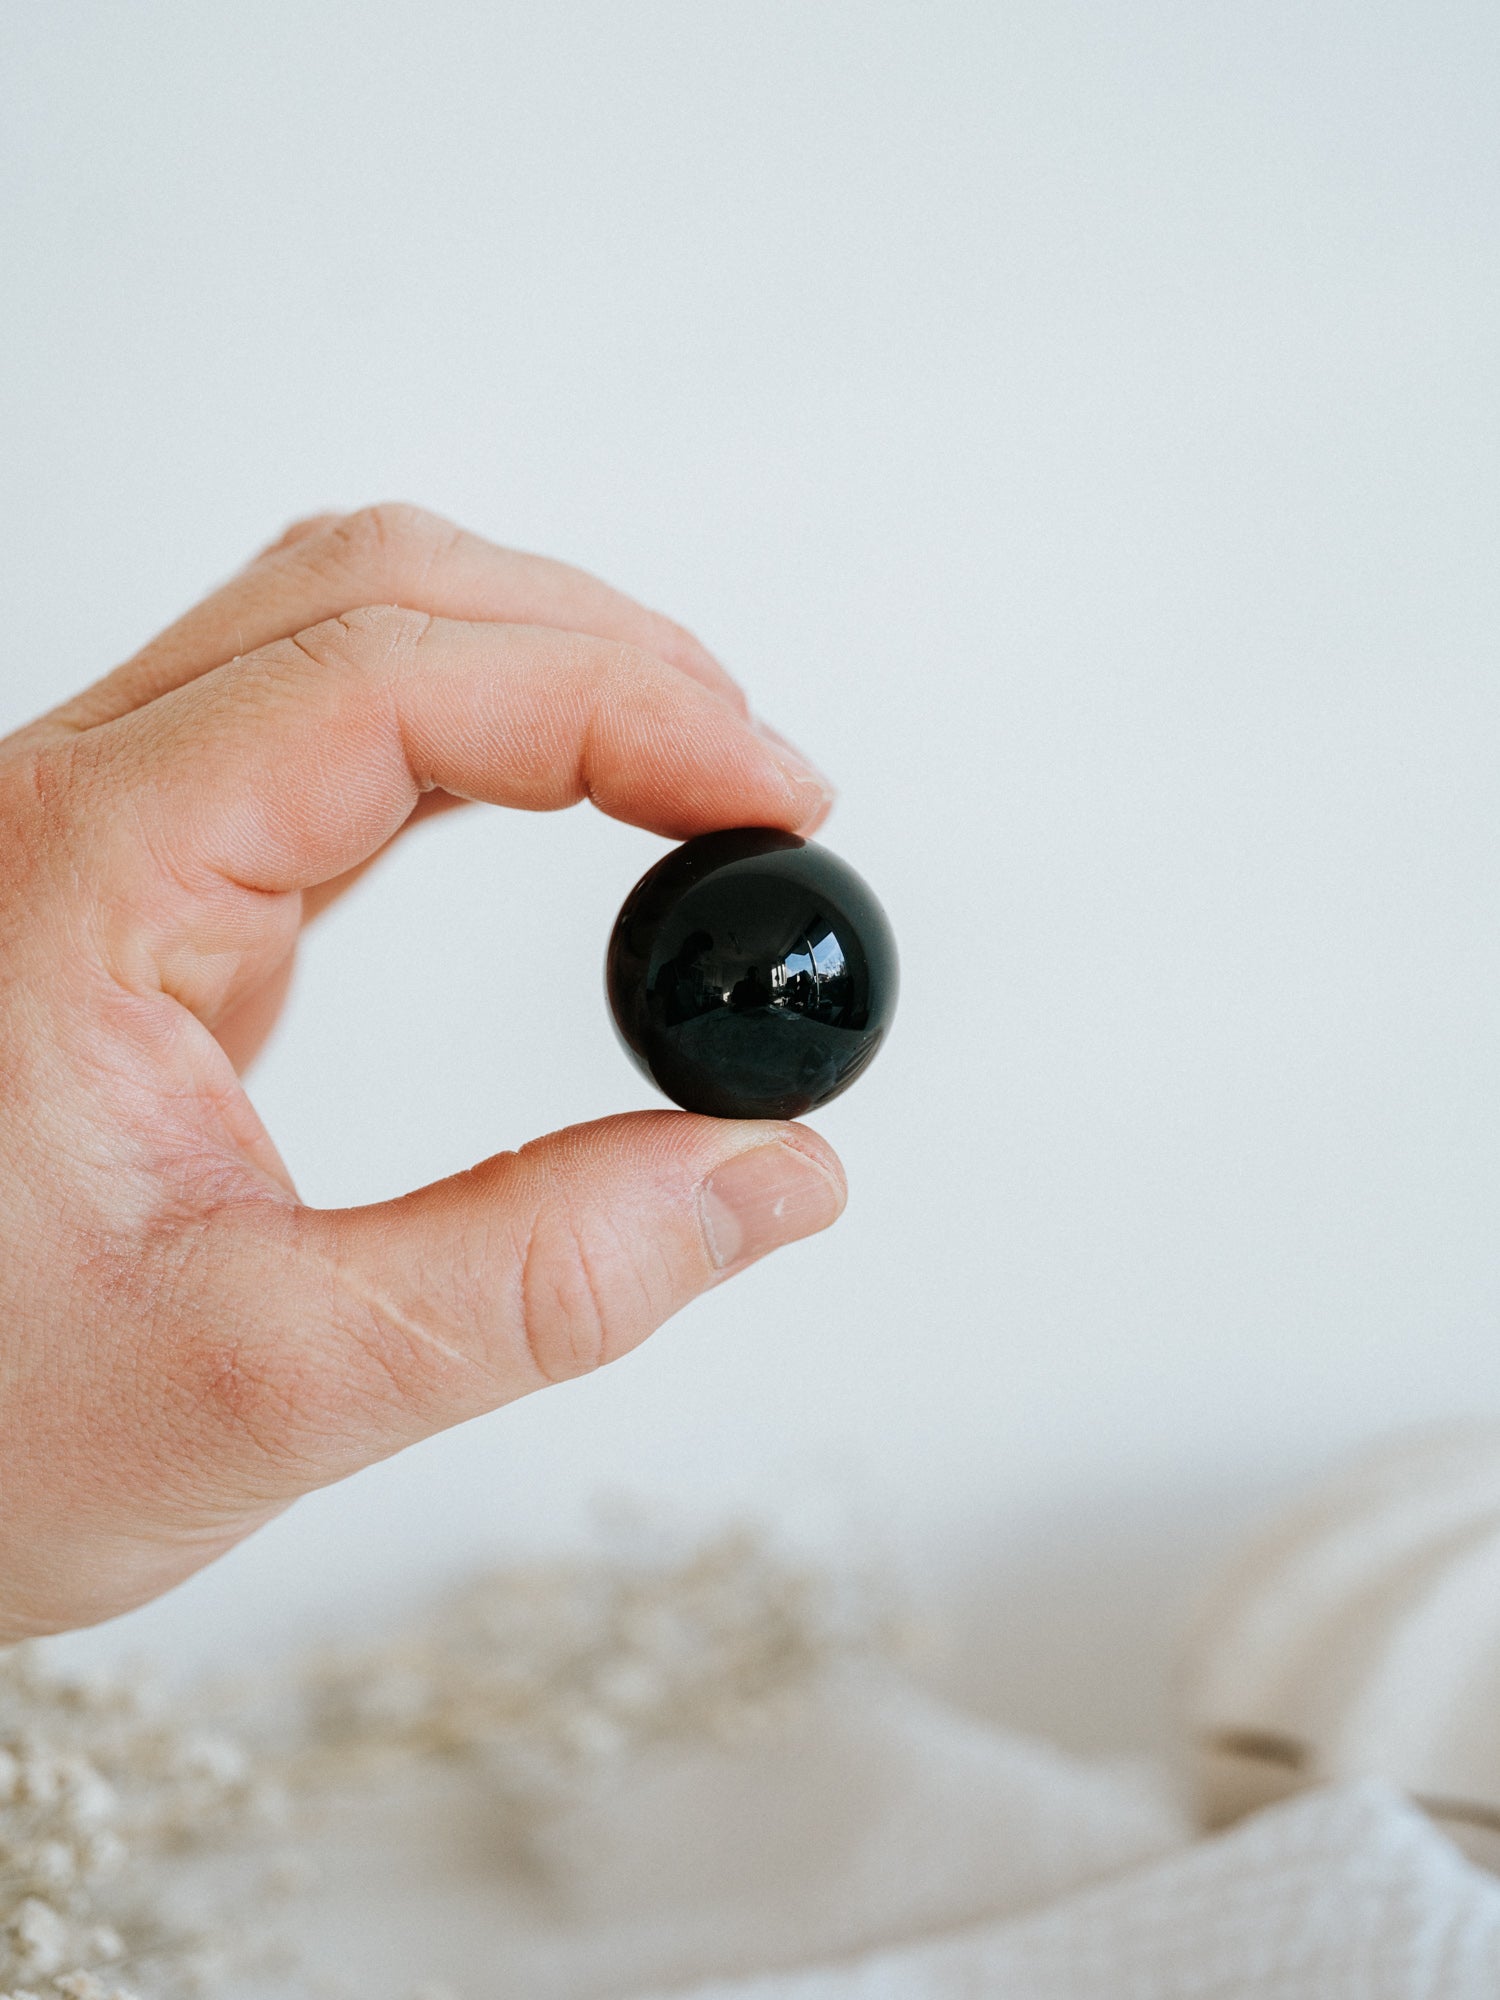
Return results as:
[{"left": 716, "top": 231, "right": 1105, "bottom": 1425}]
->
[
  {"left": 3, "top": 746, "right": 93, "bottom": 938},
  {"left": 412, "top": 512, "right": 465, "bottom": 592},
  {"left": 553, "top": 1209, "right": 614, "bottom": 1382},
  {"left": 40, "top": 1221, "right": 258, "bottom": 1516},
  {"left": 335, "top": 601, "right": 436, "bottom": 677},
  {"left": 106, "top": 789, "right": 304, "bottom": 1018},
  {"left": 156, "top": 1332, "right": 318, "bottom": 1494},
  {"left": 519, "top": 1206, "right": 606, "bottom": 1387},
  {"left": 359, "top": 1257, "right": 483, "bottom": 1384},
  {"left": 494, "top": 1200, "right": 545, "bottom": 1391},
  {"left": 327, "top": 1265, "right": 498, "bottom": 1422},
  {"left": 645, "top": 1221, "right": 684, "bottom": 1309},
  {"left": 311, "top": 1178, "right": 537, "bottom": 1412},
  {"left": 598, "top": 1197, "right": 677, "bottom": 1353},
  {"left": 576, "top": 660, "right": 609, "bottom": 812},
  {"left": 327, "top": 507, "right": 459, "bottom": 622},
  {"left": 147, "top": 1215, "right": 386, "bottom": 1494}
]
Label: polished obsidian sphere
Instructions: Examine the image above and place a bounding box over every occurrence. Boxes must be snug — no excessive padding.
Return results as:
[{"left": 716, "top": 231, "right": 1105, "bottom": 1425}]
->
[{"left": 606, "top": 827, "right": 898, "bottom": 1119}]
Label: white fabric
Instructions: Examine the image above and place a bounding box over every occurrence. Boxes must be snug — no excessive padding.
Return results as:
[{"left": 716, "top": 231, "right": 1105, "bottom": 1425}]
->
[
  {"left": 1185, "top": 1424, "right": 1500, "bottom": 1832},
  {"left": 272, "top": 1665, "right": 1500, "bottom": 1998},
  {"left": 653, "top": 1780, "right": 1500, "bottom": 2000}
]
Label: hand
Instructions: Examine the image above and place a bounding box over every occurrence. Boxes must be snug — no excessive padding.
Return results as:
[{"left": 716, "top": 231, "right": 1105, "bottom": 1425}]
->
[{"left": 0, "top": 505, "right": 846, "bottom": 1638}]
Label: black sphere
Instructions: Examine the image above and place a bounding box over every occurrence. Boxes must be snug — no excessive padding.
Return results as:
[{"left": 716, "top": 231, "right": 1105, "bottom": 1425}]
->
[{"left": 606, "top": 826, "right": 898, "bottom": 1120}]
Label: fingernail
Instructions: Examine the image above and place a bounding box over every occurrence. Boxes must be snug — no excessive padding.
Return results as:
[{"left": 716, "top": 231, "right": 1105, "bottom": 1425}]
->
[
  {"left": 700, "top": 1142, "right": 846, "bottom": 1271},
  {"left": 754, "top": 719, "right": 836, "bottom": 819}
]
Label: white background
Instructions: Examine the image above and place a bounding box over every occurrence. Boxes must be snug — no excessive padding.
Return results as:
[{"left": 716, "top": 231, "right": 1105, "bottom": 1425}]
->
[{"left": 2, "top": 0, "right": 1498, "bottom": 1756}]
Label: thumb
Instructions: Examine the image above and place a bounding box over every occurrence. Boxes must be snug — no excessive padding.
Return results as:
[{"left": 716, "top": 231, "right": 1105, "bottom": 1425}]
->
[{"left": 283, "top": 1112, "right": 845, "bottom": 1473}]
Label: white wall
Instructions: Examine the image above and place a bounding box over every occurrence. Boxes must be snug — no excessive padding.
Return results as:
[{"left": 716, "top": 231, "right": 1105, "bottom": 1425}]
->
[{"left": 3, "top": 0, "right": 1498, "bottom": 1754}]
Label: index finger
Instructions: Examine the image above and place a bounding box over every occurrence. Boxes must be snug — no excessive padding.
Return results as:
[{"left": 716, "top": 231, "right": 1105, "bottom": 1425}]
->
[
  {"left": 44, "top": 503, "right": 748, "bottom": 731},
  {"left": 75, "top": 608, "right": 833, "bottom": 906}
]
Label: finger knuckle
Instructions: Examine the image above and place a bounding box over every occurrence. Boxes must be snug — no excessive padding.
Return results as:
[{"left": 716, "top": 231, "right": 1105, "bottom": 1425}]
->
[
  {"left": 288, "top": 604, "right": 430, "bottom": 678},
  {"left": 327, "top": 502, "right": 463, "bottom": 590}
]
